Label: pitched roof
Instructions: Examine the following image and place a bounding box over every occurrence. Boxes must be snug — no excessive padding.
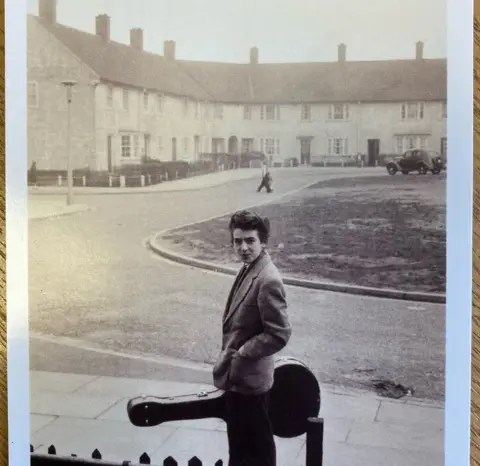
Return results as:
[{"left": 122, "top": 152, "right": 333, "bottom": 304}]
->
[{"left": 32, "top": 15, "right": 447, "bottom": 104}]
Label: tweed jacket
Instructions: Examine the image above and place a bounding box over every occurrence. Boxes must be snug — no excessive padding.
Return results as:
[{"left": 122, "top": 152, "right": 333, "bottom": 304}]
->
[{"left": 212, "top": 251, "right": 292, "bottom": 395}]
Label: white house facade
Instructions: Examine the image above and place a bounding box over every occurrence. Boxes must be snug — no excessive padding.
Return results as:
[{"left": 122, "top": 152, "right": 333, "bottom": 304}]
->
[{"left": 28, "top": 0, "right": 447, "bottom": 171}]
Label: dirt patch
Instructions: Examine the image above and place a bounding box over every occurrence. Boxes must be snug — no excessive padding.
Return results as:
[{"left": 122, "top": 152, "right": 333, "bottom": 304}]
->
[{"left": 159, "top": 175, "right": 446, "bottom": 292}]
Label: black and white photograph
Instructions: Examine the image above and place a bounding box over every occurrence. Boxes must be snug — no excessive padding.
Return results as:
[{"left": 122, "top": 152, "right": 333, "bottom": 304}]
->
[{"left": 26, "top": 0, "right": 448, "bottom": 464}]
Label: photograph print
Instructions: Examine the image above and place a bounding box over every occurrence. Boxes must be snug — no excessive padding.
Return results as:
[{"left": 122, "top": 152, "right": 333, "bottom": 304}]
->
[{"left": 25, "top": 0, "right": 452, "bottom": 464}]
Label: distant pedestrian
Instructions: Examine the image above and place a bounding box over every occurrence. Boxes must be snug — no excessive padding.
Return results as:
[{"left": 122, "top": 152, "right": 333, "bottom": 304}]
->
[
  {"left": 257, "top": 171, "right": 273, "bottom": 193},
  {"left": 212, "top": 210, "right": 292, "bottom": 466}
]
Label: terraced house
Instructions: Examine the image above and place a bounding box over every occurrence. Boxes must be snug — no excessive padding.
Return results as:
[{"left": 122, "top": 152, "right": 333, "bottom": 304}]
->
[{"left": 28, "top": 0, "right": 447, "bottom": 172}]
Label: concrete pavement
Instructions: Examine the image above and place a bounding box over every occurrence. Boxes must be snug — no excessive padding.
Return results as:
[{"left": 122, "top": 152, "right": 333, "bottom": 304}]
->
[{"left": 30, "top": 370, "right": 444, "bottom": 466}]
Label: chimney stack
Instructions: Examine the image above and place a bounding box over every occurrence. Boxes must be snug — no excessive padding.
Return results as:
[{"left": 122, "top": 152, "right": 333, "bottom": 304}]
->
[
  {"left": 164, "top": 40, "right": 176, "bottom": 60},
  {"left": 130, "top": 28, "right": 144, "bottom": 51},
  {"left": 39, "top": 0, "right": 56, "bottom": 24},
  {"left": 416, "top": 41, "right": 424, "bottom": 60},
  {"left": 338, "top": 43, "right": 346, "bottom": 62},
  {"left": 250, "top": 47, "right": 259, "bottom": 64},
  {"left": 95, "top": 14, "right": 110, "bottom": 42}
]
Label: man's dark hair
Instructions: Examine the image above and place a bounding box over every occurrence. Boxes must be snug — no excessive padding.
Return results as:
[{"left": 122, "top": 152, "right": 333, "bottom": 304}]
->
[{"left": 229, "top": 210, "right": 270, "bottom": 244}]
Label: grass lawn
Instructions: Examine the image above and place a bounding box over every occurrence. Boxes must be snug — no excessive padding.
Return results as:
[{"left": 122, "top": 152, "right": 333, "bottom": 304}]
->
[{"left": 160, "top": 174, "right": 446, "bottom": 293}]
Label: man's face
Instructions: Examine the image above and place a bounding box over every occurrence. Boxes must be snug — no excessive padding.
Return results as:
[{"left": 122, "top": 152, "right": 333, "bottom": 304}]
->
[{"left": 232, "top": 228, "right": 265, "bottom": 264}]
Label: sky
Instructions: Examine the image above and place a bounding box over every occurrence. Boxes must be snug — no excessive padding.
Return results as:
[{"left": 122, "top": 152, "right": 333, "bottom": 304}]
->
[{"left": 28, "top": 0, "right": 447, "bottom": 63}]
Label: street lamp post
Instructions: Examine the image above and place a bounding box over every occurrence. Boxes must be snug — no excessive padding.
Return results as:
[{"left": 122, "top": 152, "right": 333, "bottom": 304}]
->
[{"left": 61, "top": 80, "right": 77, "bottom": 205}]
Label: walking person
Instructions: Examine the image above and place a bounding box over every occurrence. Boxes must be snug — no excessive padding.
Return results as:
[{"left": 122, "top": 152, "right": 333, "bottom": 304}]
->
[
  {"left": 257, "top": 171, "right": 273, "bottom": 193},
  {"left": 212, "top": 210, "right": 292, "bottom": 466}
]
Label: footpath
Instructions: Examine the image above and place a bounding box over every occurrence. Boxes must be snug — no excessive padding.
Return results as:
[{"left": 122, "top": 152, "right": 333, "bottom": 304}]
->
[
  {"left": 28, "top": 168, "right": 264, "bottom": 196},
  {"left": 30, "top": 369, "right": 444, "bottom": 466}
]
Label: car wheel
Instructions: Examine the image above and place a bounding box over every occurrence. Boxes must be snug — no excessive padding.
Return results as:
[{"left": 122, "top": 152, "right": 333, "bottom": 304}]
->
[
  {"left": 431, "top": 167, "right": 441, "bottom": 175},
  {"left": 387, "top": 164, "right": 398, "bottom": 175},
  {"left": 418, "top": 165, "right": 427, "bottom": 175},
  {"left": 401, "top": 171, "right": 409, "bottom": 175}
]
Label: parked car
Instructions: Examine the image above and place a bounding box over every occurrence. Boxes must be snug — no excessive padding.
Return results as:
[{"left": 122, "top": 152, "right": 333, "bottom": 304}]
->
[{"left": 385, "top": 149, "right": 444, "bottom": 175}]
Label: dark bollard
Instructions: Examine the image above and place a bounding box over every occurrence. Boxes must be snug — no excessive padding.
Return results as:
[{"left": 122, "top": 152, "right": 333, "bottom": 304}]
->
[
  {"left": 163, "top": 457, "right": 178, "bottom": 466},
  {"left": 47, "top": 445, "right": 56, "bottom": 455},
  {"left": 92, "top": 449, "right": 102, "bottom": 459},
  {"left": 305, "top": 417, "right": 324, "bottom": 466},
  {"left": 139, "top": 452, "right": 151, "bottom": 464},
  {"left": 188, "top": 457, "right": 202, "bottom": 466}
]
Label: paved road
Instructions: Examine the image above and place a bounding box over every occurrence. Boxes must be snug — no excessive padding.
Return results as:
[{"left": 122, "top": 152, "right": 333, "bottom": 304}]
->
[{"left": 29, "top": 168, "right": 445, "bottom": 399}]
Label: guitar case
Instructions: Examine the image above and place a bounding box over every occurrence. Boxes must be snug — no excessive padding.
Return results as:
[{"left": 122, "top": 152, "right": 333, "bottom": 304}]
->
[{"left": 127, "top": 356, "right": 320, "bottom": 438}]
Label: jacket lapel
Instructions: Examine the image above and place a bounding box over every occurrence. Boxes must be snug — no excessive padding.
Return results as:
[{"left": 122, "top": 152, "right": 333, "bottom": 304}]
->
[{"left": 223, "top": 252, "right": 271, "bottom": 328}]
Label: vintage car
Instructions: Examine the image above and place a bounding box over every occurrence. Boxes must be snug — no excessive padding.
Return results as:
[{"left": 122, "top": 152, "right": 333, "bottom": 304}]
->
[{"left": 385, "top": 149, "right": 444, "bottom": 175}]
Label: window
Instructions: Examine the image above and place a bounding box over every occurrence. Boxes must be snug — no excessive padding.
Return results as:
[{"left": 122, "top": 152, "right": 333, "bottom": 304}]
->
[
  {"left": 28, "top": 81, "right": 39, "bottom": 107},
  {"left": 260, "top": 138, "right": 280, "bottom": 156},
  {"left": 401, "top": 102, "right": 424, "bottom": 119},
  {"left": 184, "top": 137, "right": 189, "bottom": 153},
  {"left": 244, "top": 105, "right": 252, "bottom": 120},
  {"left": 183, "top": 98, "right": 189, "bottom": 117},
  {"left": 157, "top": 94, "right": 164, "bottom": 112},
  {"left": 442, "top": 101, "right": 447, "bottom": 118},
  {"left": 194, "top": 102, "right": 199, "bottom": 118},
  {"left": 204, "top": 102, "right": 211, "bottom": 118},
  {"left": 261, "top": 104, "right": 279, "bottom": 120},
  {"left": 123, "top": 89, "right": 129, "bottom": 110},
  {"left": 301, "top": 104, "right": 311, "bottom": 121},
  {"left": 328, "top": 104, "right": 349, "bottom": 120},
  {"left": 395, "top": 135, "right": 429, "bottom": 153},
  {"left": 107, "top": 86, "right": 113, "bottom": 108},
  {"left": 214, "top": 104, "right": 223, "bottom": 119},
  {"left": 241, "top": 138, "right": 254, "bottom": 153},
  {"left": 441, "top": 137, "right": 447, "bottom": 156},
  {"left": 143, "top": 91, "right": 149, "bottom": 110},
  {"left": 121, "top": 135, "right": 132, "bottom": 158},
  {"left": 327, "top": 138, "right": 348, "bottom": 156}
]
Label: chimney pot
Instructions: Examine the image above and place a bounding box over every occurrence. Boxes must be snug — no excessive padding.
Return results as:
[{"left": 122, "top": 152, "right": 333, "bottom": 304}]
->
[
  {"left": 130, "top": 28, "right": 144, "bottom": 51},
  {"left": 96, "top": 14, "right": 110, "bottom": 42},
  {"left": 338, "top": 43, "right": 346, "bottom": 62},
  {"left": 39, "top": 0, "right": 56, "bottom": 24},
  {"left": 416, "top": 41, "right": 424, "bottom": 60},
  {"left": 164, "top": 40, "right": 176, "bottom": 60},
  {"left": 250, "top": 47, "right": 259, "bottom": 64}
]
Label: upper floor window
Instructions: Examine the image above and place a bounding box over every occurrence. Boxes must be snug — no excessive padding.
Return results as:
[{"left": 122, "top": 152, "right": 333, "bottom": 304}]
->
[
  {"left": 122, "top": 89, "right": 129, "bottom": 110},
  {"left": 183, "top": 98, "right": 189, "bottom": 117},
  {"left": 214, "top": 104, "right": 223, "bottom": 119},
  {"left": 143, "top": 91, "right": 149, "bottom": 110},
  {"left": 260, "top": 104, "right": 280, "bottom": 120},
  {"left": 401, "top": 102, "right": 424, "bottom": 120},
  {"left": 301, "top": 104, "right": 311, "bottom": 121},
  {"left": 106, "top": 86, "right": 113, "bottom": 108},
  {"left": 244, "top": 105, "right": 252, "bottom": 120},
  {"left": 194, "top": 102, "right": 199, "bottom": 118},
  {"left": 442, "top": 101, "right": 447, "bottom": 118},
  {"left": 28, "top": 81, "right": 39, "bottom": 108},
  {"left": 157, "top": 94, "right": 164, "bottom": 113},
  {"left": 328, "top": 104, "right": 349, "bottom": 120}
]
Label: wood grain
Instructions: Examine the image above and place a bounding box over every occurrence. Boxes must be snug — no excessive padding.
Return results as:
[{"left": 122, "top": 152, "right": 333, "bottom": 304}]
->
[
  {"left": 473, "top": 1, "right": 480, "bottom": 464},
  {"left": 0, "top": 0, "right": 7, "bottom": 464}
]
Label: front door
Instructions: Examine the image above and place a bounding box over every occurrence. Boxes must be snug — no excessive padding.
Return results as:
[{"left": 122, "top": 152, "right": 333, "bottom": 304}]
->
[
  {"left": 172, "top": 137, "right": 177, "bottom": 161},
  {"left": 300, "top": 139, "right": 311, "bottom": 165},
  {"left": 107, "top": 135, "right": 113, "bottom": 172},
  {"left": 367, "top": 139, "right": 380, "bottom": 166}
]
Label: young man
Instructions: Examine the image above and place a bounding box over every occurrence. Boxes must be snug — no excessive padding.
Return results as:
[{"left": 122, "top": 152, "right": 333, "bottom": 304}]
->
[
  {"left": 257, "top": 171, "right": 273, "bottom": 193},
  {"left": 212, "top": 210, "right": 292, "bottom": 466}
]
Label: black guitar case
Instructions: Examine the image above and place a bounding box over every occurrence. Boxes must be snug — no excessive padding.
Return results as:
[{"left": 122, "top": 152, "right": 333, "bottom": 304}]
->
[{"left": 127, "top": 356, "right": 320, "bottom": 438}]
